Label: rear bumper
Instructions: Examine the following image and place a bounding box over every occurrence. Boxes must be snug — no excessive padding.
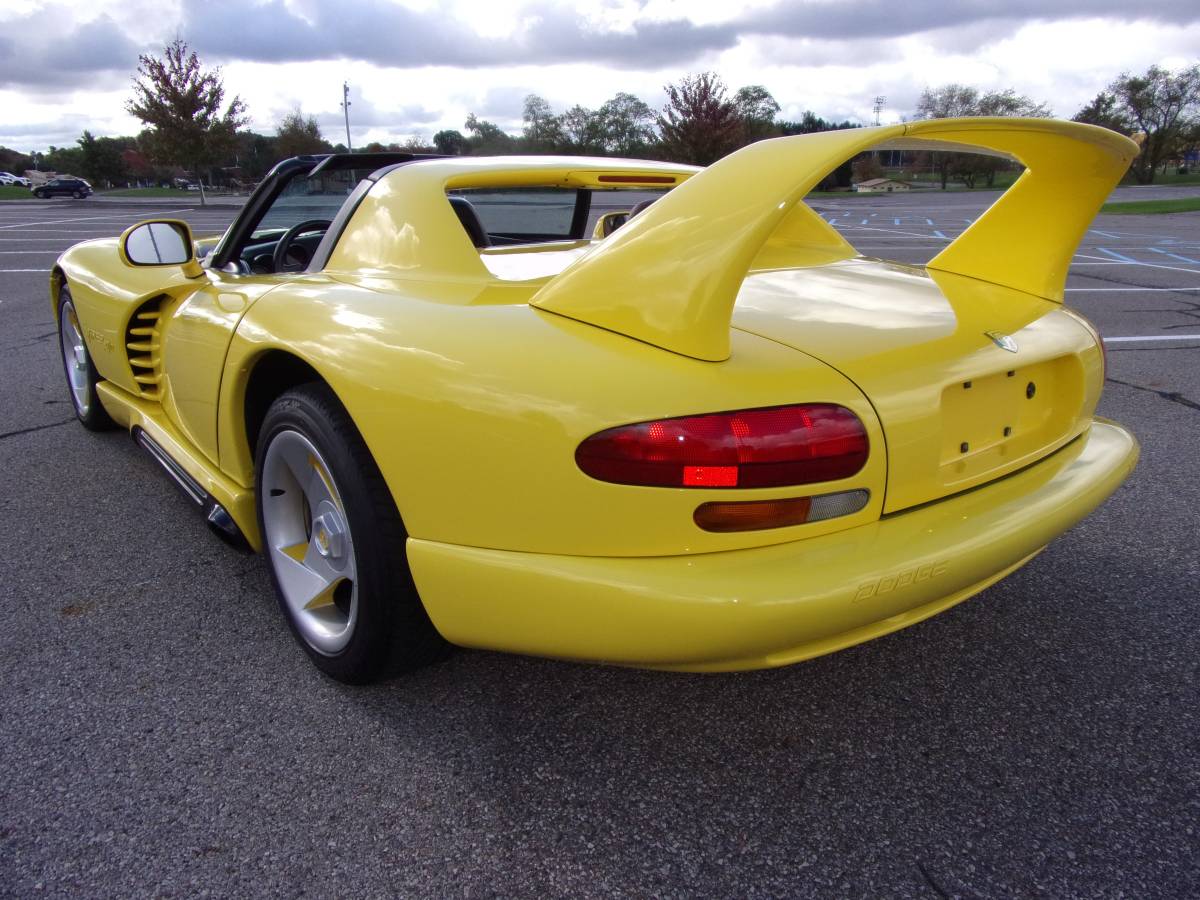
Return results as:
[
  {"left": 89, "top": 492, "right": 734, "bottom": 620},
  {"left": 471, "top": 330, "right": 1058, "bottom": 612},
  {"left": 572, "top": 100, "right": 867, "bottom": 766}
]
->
[{"left": 408, "top": 420, "right": 1138, "bottom": 671}]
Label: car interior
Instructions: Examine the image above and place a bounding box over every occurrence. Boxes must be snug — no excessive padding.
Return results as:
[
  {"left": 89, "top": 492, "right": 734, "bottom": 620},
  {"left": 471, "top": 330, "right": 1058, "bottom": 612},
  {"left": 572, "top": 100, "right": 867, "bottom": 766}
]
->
[{"left": 209, "top": 153, "right": 669, "bottom": 277}]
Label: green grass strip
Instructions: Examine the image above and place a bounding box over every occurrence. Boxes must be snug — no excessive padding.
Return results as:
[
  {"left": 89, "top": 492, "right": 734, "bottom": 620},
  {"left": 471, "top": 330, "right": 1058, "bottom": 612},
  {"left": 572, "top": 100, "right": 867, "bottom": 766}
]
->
[
  {"left": 100, "top": 188, "right": 198, "bottom": 197},
  {"left": 1099, "top": 197, "right": 1200, "bottom": 215}
]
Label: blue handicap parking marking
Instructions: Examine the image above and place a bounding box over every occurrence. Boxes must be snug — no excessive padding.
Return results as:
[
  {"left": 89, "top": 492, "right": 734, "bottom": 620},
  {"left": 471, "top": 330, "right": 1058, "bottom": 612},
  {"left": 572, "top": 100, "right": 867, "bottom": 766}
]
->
[{"left": 1149, "top": 247, "right": 1200, "bottom": 264}]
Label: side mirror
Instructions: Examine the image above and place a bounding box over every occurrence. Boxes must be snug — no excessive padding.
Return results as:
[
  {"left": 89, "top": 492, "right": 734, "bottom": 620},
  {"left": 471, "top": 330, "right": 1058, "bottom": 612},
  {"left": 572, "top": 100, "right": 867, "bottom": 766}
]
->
[
  {"left": 592, "top": 211, "right": 630, "bottom": 239},
  {"left": 120, "top": 220, "right": 204, "bottom": 277}
]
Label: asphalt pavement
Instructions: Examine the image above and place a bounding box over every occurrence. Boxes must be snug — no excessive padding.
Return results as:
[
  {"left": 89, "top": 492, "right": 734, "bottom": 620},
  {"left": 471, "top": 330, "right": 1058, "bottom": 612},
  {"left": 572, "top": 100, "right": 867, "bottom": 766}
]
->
[{"left": 0, "top": 188, "right": 1197, "bottom": 897}]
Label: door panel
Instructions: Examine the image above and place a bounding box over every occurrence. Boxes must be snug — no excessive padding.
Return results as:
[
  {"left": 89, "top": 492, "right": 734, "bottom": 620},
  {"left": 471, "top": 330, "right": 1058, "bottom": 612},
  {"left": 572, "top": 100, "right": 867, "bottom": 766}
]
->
[{"left": 160, "top": 272, "right": 284, "bottom": 464}]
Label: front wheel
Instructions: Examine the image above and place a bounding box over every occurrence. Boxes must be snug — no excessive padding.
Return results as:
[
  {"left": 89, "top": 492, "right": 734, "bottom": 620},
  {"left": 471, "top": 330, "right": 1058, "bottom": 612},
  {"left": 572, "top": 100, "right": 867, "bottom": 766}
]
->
[
  {"left": 57, "top": 287, "right": 114, "bottom": 430},
  {"left": 255, "top": 383, "right": 449, "bottom": 683},
  {"left": 72, "top": 190, "right": 83, "bottom": 199}
]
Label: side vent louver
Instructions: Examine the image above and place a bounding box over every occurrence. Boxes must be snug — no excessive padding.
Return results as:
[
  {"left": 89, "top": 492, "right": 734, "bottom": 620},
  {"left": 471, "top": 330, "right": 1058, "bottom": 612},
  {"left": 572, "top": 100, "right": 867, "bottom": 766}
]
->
[{"left": 125, "top": 297, "right": 166, "bottom": 401}]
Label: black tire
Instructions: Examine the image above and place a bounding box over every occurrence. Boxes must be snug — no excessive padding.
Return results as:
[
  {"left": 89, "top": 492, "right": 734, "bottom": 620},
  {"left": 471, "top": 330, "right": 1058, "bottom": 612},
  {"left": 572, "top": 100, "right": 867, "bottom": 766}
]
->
[
  {"left": 72, "top": 190, "right": 83, "bottom": 199},
  {"left": 34, "top": 190, "right": 45, "bottom": 199},
  {"left": 255, "top": 382, "right": 450, "bottom": 683},
  {"left": 57, "top": 286, "right": 115, "bottom": 431}
]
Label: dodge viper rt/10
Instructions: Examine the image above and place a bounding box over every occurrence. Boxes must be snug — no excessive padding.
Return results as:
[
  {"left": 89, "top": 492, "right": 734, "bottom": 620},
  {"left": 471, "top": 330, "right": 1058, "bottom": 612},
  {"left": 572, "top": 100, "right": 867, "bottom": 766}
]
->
[{"left": 52, "top": 118, "right": 1139, "bottom": 683}]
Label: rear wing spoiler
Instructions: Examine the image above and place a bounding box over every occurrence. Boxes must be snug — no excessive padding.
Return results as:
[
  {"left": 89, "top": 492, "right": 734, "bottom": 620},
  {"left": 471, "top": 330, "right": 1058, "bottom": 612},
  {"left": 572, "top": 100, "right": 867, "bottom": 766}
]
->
[{"left": 531, "top": 118, "right": 1139, "bottom": 361}]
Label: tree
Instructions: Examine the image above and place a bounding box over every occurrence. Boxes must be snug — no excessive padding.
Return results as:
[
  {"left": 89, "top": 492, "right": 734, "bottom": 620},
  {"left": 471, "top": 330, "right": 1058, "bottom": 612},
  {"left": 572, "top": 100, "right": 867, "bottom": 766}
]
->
[
  {"left": 1073, "top": 91, "right": 1132, "bottom": 134},
  {"left": 43, "top": 145, "right": 85, "bottom": 177},
  {"left": 121, "top": 147, "right": 155, "bottom": 185},
  {"left": 0, "top": 146, "right": 34, "bottom": 176},
  {"left": 560, "top": 105, "right": 605, "bottom": 155},
  {"left": 657, "top": 72, "right": 743, "bottom": 165},
  {"left": 915, "top": 83, "right": 982, "bottom": 119},
  {"left": 275, "top": 108, "right": 328, "bottom": 158},
  {"left": 597, "top": 92, "right": 656, "bottom": 157},
  {"left": 734, "top": 85, "right": 781, "bottom": 142},
  {"left": 976, "top": 88, "right": 1052, "bottom": 118},
  {"left": 1082, "top": 65, "right": 1200, "bottom": 184},
  {"left": 233, "top": 130, "right": 279, "bottom": 181},
  {"left": 77, "top": 131, "right": 131, "bottom": 187},
  {"left": 463, "top": 114, "right": 516, "bottom": 154},
  {"left": 913, "top": 83, "right": 1051, "bottom": 188},
  {"left": 521, "top": 94, "right": 563, "bottom": 153},
  {"left": 433, "top": 129, "right": 467, "bottom": 155},
  {"left": 126, "top": 39, "right": 248, "bottom": 205},
  {"left": 779, "top": 113, "right": 859, "bottom": 188},
  {"left": 779, "top": 112, "right": 857, "bottom": 135},
  {"left": 401, "top": 135, "right": 436, "bottom": 153},
  {"left": 851, "top": 155, "right": 883, "bottom": 184}
]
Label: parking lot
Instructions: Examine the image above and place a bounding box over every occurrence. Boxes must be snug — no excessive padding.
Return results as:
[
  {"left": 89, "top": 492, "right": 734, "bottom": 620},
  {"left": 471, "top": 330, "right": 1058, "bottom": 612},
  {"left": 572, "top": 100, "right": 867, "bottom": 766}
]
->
[{"left": 1, "top": 190, "right": 1197, "bottom": 897}]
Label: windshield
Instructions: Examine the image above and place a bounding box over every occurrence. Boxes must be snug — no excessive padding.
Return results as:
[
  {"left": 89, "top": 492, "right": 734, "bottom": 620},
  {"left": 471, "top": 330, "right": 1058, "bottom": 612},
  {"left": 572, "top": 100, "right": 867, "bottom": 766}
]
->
[{"left": 252, "top": 168, "right": 364, "bottom": 239}]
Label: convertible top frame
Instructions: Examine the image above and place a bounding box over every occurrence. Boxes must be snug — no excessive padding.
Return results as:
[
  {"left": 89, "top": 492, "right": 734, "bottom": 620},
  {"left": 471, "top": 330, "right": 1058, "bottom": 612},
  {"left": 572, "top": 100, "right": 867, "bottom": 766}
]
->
[{"left": 209, "top": 152, "right": 443, "bottom": 271}]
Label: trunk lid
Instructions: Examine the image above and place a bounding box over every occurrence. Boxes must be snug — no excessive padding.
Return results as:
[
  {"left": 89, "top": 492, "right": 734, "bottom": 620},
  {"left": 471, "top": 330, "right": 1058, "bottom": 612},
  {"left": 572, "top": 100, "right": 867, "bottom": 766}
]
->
[{"left": 732, "top": 259, "right": 1102, "bottom": 513}]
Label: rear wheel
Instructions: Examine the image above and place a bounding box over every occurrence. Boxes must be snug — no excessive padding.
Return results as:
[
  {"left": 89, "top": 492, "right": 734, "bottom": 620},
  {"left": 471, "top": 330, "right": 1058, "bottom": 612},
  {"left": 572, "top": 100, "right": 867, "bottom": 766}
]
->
[
  {"left": 255, "top": 383, "right": 449, "bottom": 683},
  {"left": 57, "top": 287, "right": 114, "bottom": 430}
]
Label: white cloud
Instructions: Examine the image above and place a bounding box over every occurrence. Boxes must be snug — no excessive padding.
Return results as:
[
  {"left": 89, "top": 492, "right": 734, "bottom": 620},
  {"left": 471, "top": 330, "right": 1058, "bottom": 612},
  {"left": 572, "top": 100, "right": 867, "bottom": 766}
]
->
[{"left": 0, "top": 0, "right": 1197, "bottom": 152}]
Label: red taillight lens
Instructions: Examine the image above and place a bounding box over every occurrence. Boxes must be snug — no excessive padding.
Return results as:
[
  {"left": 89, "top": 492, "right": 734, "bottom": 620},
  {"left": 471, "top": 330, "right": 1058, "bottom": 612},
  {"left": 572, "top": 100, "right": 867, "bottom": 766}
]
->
[{"left": 576, "top": 404, "right": 868, "bottom": 489}]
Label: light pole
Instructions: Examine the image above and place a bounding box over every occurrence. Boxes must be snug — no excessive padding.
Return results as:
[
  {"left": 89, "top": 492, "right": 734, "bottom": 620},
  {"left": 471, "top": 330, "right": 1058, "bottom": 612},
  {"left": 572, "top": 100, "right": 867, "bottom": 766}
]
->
[
  {"left": 872, "top": 95, "right": 888, "bottom": 170},
  {"left": 341, "top": 82, "right": 353, "bottom": 152}
]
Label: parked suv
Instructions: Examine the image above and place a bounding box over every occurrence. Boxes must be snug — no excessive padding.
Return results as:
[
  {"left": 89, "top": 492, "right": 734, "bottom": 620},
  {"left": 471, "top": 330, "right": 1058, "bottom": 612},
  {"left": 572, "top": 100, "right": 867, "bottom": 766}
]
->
[
  {"left": 32, "top": 177, "right": 92, "bottom": 199},
  {"left": 0, "top": 171, "right": 31, "bottom": 187}
]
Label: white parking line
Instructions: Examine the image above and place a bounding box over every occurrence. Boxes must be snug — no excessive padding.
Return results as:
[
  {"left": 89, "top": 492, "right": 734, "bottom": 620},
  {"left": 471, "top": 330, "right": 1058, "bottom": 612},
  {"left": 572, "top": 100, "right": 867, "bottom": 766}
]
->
[
  {"left": 836, "top": 225, "right": 952, "bottom": 240},
  {"left": 1074, "top": 254, "right": 1200, "bottom": 275},
  {"left": 1066, "top": 287, "right": 1200, "bottom": 292},
  {"left": 0, "top": 209, "right": 191, "bottom": 230},
  {"left": 1105, "top": 334, "right": 1200, "bottom": 343},
  {"left": 0, "top": 269, "right": 48, "bottom": 273}
]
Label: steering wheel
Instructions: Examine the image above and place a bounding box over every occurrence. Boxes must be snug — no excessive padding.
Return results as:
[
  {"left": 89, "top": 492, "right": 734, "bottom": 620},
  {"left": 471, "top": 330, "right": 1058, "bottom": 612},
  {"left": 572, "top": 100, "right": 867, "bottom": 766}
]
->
[{"left": 272, "top": 219, "right": 333, "bottom": 273}]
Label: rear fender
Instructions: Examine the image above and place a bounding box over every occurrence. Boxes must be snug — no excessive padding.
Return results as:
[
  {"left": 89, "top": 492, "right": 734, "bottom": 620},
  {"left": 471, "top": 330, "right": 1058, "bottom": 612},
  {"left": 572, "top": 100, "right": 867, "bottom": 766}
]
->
[{"left": 222, "top": 278, "right": 888, "bottom": 557}]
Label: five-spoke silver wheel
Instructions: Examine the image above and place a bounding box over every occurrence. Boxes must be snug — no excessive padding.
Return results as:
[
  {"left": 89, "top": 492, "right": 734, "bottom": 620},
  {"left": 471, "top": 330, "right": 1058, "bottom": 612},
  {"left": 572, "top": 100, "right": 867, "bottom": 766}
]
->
[
  {"left": 261, "top": 429, "right": 358, "bottom": 655},
  {"left": 255, "top": 383, "right": 448, "bottom": 682},
  {"left": 59, "top": 299, "right": 91, "bottom": 417}
]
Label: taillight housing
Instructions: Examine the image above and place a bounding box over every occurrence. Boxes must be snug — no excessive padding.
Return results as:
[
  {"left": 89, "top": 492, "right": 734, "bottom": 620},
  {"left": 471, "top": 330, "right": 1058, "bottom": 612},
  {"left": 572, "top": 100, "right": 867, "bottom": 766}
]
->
[{"left": 576, "top": 404, "right": 869, "bottom": 489}]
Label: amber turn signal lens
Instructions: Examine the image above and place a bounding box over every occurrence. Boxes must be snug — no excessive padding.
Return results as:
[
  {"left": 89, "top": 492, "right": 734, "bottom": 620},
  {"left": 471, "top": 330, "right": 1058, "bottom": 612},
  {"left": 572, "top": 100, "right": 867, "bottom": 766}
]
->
[
  {"left": 694, "top": 497, "right": 813, "bottom": 532},
  {"left": 694, "top": 489, "right": 871, "bottom": 533}
]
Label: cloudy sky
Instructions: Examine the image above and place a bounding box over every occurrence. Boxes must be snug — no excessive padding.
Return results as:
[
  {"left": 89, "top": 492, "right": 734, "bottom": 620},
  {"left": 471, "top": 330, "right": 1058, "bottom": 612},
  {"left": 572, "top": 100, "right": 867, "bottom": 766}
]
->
[{"left": 1, "top": 0, "right": 1198, "bottom": 153}]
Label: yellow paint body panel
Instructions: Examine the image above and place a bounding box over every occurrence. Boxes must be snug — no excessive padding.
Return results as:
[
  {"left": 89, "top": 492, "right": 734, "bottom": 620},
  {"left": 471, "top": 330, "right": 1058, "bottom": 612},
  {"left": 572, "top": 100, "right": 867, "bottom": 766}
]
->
[
  {"left": 51, "top": 121, "right": 1139, "bottom": 670},
  {"left": 409, "top": 421, "right": 1137, "bottom": 670},
  {"left": 223, "top": 278, "right": 888, "bottom": 557},
  {"left": 533, "top": 118, "right": 1138, "bottom": 360},
  {"left": 732, "top": 260, "right": 1105, "bottom": 512}
]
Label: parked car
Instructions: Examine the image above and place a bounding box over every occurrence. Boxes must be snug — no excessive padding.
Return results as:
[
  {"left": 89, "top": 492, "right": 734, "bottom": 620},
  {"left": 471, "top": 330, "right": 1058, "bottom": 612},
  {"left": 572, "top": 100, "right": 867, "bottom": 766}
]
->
[
  {"left": 51, "top": 120, "right": 1140, "bottom": 683},
  {"left": 0, "top": 171, "right": 31, "bottom": 187},
  {"left": 33, "top": 177, "right": 93, "bottom": 199}
]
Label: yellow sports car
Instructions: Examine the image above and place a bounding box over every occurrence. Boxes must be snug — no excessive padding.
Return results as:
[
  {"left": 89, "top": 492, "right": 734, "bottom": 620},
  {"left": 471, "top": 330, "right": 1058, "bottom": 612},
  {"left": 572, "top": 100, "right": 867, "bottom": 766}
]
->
[{"left": 53, "top": 118, "right": 1139, "bottom": 683}]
